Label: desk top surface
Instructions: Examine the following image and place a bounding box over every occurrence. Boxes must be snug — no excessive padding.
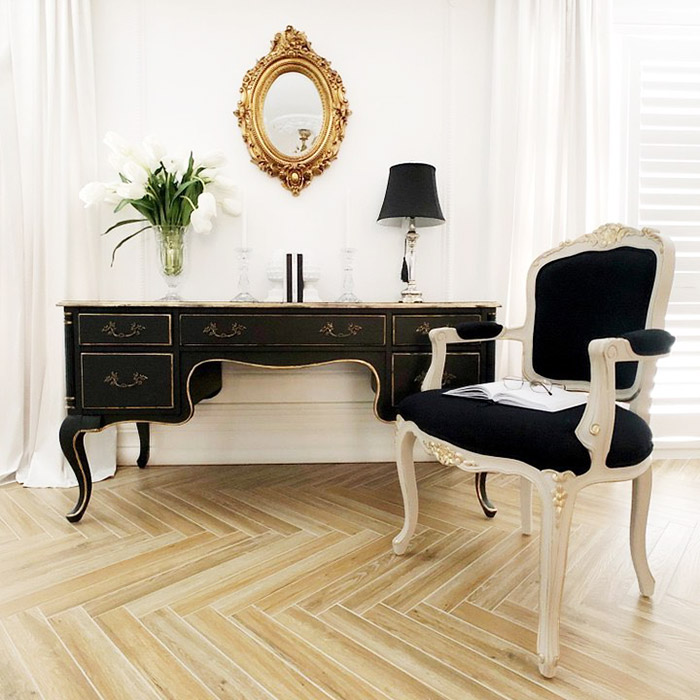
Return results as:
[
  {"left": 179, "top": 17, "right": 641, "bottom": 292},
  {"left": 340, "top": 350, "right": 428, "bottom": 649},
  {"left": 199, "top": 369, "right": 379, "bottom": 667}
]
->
[{"left": 59, "top": 300, "right": 500, "bottom": 309}]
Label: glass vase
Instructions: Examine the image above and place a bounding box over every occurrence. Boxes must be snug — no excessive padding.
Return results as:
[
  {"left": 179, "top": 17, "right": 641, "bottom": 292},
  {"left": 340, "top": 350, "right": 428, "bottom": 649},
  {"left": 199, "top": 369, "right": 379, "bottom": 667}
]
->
[{"left": 153, "top": 224, "right": 188, "bottom": 300}]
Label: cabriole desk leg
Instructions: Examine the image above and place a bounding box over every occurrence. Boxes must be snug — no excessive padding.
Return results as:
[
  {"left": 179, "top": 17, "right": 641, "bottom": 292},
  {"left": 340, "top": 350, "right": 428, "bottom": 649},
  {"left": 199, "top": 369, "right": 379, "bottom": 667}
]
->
[
  {"left": 59, "top": 415, "right": 101, "bottom": 522},
  {"left": 136, "top": 422, "right": 150, "bottom": 468}
]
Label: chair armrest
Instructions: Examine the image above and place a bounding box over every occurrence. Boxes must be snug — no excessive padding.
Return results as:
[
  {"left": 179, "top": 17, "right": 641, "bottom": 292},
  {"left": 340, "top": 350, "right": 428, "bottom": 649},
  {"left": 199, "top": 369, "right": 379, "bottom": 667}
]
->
[
  {"left": 421, "top": 322, "right": 522, "bottom": 391},
  {"left": 574, "top": 331, "right": 675, "bottom": 474},
  {"left": 455, "top": 321, "right": 504, "bottom": 340},
  {"left": 619, "top": 329, "right": 675, "bottom": 356}
]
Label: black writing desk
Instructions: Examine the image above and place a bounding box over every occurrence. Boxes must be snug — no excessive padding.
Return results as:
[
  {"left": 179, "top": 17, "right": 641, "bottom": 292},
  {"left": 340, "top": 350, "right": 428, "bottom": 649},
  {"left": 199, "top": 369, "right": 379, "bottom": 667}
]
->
[{"left": 59, "top": 301, "right": 498, "bottom": 521}]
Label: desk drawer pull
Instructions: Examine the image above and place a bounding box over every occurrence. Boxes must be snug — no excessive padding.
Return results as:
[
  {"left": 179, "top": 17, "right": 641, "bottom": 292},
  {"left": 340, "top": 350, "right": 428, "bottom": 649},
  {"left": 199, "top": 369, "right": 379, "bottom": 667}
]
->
[
  {"left": 414, "top": 369, "right": 457, "bottom": 386},
  {"left": 101, "top": 321, "right": 146, "bottom": 338},
  {"left": 415, "top": 321, "right": 432, "bottom": 335},
  {"left": 104, "top": 371, "right": 148, "bottom": 389},
  {"left": 203, "top": 322, "right": 247, "bottom": 338},
  {"left": 319, "top": 321, "right": 362, "bottom": 338}
]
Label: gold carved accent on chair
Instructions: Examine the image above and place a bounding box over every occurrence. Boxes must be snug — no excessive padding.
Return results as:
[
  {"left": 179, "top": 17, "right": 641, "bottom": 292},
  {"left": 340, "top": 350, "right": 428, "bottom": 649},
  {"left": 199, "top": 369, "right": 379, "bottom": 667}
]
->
[
  {"left": 319, "top": 322, "right": 362, "bottom": 338},
  {"left": 203, "top": 322, "right": 247, "bottom": 338},
  {"left": 391, "top": 224, "right": 676, "bottom": 678}
]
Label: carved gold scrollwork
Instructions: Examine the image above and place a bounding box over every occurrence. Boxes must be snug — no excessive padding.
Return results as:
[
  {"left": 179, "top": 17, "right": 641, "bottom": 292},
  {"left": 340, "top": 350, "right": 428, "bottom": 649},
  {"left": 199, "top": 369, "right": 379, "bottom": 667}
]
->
[
  {"left": 532, "top": 223, "right": 662, "bottom": 268},
  {"left": 104, "top": 371, "right": 148, "bottom": 389},
  {"left": 424, "top": 440, "right": 477, "bottom": 469},
  {"left": 203, "top": 322, "right": 247, "bottom": 338},
  {"left": 235, "top": 26, "right": 350, "bottom": 195},
  {"left": 101, "top": 321, "right": 146, "bottom": 338},
  {"left": 319, "top": 322, "right": 362, "bottom": 338}
]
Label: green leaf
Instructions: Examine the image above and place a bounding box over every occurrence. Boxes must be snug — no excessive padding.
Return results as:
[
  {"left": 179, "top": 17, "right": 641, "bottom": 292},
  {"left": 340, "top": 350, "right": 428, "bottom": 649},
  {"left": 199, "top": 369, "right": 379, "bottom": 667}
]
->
[
  {"left": 101, "top": 218, "right": 147, "bottom": 236},
  {"left": 109, "top": 225, "right": 151, "bottom": 267}
]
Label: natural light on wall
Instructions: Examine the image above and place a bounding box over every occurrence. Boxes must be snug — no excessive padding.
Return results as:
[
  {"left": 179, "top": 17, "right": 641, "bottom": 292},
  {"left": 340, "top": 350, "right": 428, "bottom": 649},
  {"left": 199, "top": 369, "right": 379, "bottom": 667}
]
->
[{"left": 612, "top": 1, "right": 700, "bottom": 455}]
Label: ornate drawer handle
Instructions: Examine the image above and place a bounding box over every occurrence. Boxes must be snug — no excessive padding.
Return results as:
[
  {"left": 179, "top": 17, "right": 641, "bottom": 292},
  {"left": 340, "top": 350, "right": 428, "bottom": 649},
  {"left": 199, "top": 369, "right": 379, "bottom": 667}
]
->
[
  {"left": 102, "top": 321, "right": 146, "bottom": 338},
  {"left": 414, "top": 369, "right": 457, "bottom": 386},
  {"left": 415, "top": 321, "right": 432, "bottom": 335},
  {"left": 319, "top": 321, "right": 362, "bottom": 338},
  {"left": 104, "top": 371, "right": 148, "bottom": 389},
  {"left": 203, "top": 321, "right": 247, "bottom": 338}
]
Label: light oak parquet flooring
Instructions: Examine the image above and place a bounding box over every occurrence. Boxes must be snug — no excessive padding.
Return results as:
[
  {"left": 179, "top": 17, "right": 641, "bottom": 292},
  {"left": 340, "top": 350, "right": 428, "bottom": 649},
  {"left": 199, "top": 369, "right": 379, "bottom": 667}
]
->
[{"left": 0, "top": 458, "right": 699, "bottom": 699}]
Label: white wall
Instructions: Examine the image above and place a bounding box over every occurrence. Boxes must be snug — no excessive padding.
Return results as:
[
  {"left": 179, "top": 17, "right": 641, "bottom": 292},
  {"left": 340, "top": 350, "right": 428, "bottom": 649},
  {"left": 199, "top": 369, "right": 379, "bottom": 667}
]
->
[{"left": 89, "top": 0, "right": 495, "bottom": 465}]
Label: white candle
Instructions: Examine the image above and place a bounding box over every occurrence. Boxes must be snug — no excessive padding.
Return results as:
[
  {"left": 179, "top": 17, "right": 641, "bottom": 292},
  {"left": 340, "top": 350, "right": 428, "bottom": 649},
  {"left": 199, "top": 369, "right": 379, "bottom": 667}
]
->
[
  {"left": 344, "top": 189, "right": 352, "bottom": 249},
  {"left": 241, "top": 189, "right": 248, "bottom": 249}
]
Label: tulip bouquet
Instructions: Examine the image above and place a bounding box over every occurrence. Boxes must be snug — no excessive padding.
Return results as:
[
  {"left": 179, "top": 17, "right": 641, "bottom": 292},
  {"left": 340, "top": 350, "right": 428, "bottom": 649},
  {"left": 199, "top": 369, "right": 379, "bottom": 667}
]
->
[{"left": 80, "top": 132, "right": 241, "bottom": 266}]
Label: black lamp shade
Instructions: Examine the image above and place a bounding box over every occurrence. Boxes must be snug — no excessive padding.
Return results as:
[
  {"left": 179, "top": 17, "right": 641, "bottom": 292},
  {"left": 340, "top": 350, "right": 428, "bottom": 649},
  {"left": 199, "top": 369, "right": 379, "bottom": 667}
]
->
[{"left": 377, "top": 163, "right": 445, "bottom": 227}]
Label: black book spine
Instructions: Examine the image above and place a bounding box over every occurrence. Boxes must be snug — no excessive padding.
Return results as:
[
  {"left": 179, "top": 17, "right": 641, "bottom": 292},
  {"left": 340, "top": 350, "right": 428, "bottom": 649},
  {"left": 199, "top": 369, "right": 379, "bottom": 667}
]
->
[
  {"left": 297, "top": 253, "right": 304, "bottom": 302},
  {"left": 286, "top": 253, "right": 293, "bottom": 302}
]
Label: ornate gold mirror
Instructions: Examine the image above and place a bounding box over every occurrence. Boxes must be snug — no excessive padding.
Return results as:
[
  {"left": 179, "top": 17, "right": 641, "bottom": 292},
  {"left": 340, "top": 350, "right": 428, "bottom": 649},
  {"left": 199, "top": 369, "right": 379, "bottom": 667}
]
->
[{"left": 235, "top": 26, "right": 350, "bottom": 195}]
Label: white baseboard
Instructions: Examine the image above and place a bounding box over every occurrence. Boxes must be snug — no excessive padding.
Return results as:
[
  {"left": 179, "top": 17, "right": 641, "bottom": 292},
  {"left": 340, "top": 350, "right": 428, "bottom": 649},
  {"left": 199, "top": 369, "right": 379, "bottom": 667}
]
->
[{"left": 116, "top": 363, "right": 422, "bottom": 466}]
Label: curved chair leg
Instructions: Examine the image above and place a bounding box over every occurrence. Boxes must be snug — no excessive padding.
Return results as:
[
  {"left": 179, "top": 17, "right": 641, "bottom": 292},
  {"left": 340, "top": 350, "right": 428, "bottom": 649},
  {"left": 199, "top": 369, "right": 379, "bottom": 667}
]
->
[
  {"left": 536, "top": 480, "right": 577, "bottom": 678},
  {"left": 475, "top": 472, "right": 497, "bottom": 518},
  {"left": 393, "top": 425, "right": 418, "bottom": 555},
  {"left": 520, "top": 476, "right": 533, "bottom": 535},
  {"left": 630, "top": 469, "right": 655, "bottom": 597}
]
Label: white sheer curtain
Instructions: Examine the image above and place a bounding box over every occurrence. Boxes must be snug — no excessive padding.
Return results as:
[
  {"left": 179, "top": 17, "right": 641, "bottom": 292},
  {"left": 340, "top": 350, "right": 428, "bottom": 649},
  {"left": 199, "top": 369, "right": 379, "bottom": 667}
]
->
[
  {"left": 486, "top": 0, "right": 612, "bottom": 375},
  {"left": 0, "top": 0, "right": 115, "bottom": 487}
]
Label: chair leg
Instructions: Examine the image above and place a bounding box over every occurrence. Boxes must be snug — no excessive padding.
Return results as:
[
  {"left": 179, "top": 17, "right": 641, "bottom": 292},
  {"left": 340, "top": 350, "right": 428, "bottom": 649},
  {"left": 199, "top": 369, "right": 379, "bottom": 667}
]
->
[
  {"left": 393, "top": 426, "right": 418, "bottom": 555},
  {"left": 520, "top": 476, "right": 533, "bottom": 535},
  {"left": 475, "top": 472, "right": 497, "bottom": 518},
  {"left": 630, "top": 469, "right": 655, "bottom": 597},
  {"left": 536, "top": 482, "right": 577, "bottom": 678}
]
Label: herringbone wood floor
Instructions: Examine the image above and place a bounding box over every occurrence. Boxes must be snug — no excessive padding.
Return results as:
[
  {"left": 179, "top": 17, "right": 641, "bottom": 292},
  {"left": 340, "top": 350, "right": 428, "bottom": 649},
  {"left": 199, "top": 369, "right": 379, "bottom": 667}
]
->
[{"left": 1, "top": 458, "right": 699, "bottom": 699}]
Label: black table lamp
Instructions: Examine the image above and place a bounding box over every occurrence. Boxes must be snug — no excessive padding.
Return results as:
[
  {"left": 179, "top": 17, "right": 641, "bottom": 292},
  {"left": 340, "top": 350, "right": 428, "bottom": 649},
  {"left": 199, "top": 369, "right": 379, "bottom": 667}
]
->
[{"left": 377, "top": 163, "right": 445, "bottom": 303}]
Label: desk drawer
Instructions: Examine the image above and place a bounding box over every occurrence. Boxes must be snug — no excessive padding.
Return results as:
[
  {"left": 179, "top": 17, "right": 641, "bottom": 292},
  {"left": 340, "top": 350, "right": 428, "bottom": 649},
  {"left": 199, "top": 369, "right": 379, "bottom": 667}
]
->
[
  {"left": 393, "top": 314, "right": 482, "bottom": 346},
  {"left": 80, "top": 353, "right": 174, "bottom": 409},
  {"left": 79, "top": 313, "right": 172, "bottom": 345},
  {"left": 392, "top": 351, "right": 480, "bottom": 405},
  {"left": 180, "top": 314, "right": 386, "bottom": 346}
]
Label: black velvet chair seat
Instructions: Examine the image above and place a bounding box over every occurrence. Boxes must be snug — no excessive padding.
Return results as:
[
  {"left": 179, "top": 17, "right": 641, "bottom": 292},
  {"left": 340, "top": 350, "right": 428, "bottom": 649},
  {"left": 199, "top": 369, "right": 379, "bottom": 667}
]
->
[{"left": 398, "top": 389, "right": 653, "bottom": 475}]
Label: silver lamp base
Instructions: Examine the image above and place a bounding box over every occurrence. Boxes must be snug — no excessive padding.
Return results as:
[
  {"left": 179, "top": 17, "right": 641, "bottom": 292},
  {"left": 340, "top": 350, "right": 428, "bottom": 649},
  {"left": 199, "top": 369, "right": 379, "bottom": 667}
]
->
[{"left": 400, "top": 284, "right": 423, "bottom": 303}]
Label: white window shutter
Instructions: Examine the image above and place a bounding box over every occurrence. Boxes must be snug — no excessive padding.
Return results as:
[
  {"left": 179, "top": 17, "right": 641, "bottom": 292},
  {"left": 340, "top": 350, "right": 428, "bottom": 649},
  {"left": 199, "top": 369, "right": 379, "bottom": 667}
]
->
[{"left": 617, "top": 34, "right": 700, "bottom": 454}]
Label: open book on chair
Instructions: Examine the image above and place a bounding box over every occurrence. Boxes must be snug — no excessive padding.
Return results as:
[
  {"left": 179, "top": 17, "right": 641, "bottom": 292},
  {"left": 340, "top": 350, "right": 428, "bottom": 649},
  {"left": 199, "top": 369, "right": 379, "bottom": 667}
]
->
[{"left": 444, "top": 380, "right": 588, "bottom": 412}]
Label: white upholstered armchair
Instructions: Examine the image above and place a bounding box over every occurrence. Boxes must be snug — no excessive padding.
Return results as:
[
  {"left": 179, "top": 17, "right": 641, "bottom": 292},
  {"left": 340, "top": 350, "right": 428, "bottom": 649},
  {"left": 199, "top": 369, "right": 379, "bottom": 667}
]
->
[{"left": 391, "top": 224, "right": 676, "bottom": 677}]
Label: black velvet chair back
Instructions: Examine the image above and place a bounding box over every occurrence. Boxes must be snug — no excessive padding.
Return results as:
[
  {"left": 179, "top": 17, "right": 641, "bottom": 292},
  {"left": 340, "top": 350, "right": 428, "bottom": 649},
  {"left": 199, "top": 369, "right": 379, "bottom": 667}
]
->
[{"left": 529, "top": 244, "right": 659, "bottom": 392}]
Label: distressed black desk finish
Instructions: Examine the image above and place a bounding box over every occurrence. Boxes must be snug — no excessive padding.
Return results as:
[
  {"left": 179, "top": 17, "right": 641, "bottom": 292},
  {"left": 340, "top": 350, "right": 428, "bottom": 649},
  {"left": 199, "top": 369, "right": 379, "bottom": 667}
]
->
[{"left": 60, "top": 301, "right": 498, "bottom": 521}]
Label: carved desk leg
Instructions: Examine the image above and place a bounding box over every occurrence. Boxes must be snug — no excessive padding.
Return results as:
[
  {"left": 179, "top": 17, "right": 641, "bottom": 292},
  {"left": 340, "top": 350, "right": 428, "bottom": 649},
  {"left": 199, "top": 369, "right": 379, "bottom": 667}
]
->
[
  {"left": 59, "top": 415, "right": 102, "bottom": 522},
  {"left": 136, "top": 422, "right": 150, "bottom": 468},
  {"left": 475, "top": 472, "right": 497, "bottom": 518}
]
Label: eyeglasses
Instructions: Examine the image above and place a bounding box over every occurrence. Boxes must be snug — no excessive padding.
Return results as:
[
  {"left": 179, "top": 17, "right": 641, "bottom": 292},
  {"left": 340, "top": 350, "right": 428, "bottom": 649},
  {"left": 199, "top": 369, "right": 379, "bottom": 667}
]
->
[{"left": 503, "top": 377, "right": 565, "bottom": 396}]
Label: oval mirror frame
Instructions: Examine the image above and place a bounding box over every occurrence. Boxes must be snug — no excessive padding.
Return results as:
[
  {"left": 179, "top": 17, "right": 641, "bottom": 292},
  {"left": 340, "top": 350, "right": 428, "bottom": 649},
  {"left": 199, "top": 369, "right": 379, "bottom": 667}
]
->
[{"left": 235, "top": 26, "right": 351, "bottom": 196}]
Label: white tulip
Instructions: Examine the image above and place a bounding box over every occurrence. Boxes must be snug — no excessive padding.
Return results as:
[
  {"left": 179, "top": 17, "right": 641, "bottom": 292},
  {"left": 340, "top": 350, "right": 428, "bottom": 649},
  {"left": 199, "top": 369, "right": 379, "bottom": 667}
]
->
[
  {"left": 79, "top": 182, "right": 109, "bottom": 207},
  {"left": 190, "top": 207, "right": 213, "bottom": 234},
  {"left": 210, "top": 175, "right": 238, "bottom": 193},
  {"left": 198, "top": 168, "right": 218, "bottom": 181},
  {"left": 142, "top": 135, "right": 166, "bottom": 168},
  {"left": 108, "top": 151, "right": 128, "bottom": 173},
  {"left": 196, "top": 191, "right": 217, "bottom": 217},
  {"left": 222, "top": 197, "right": 242, "bottom": 216},
  {"left": 122, "top": 160, "right": 149, "bottom": 186},
  {"left": 115, "top": 181, "right": 147, "bottom": 200},
  {"left": 104, "top": 131, "right": 132, "bottom": 156},
  {"left": 198, "top": 150, "right": 227, "bottom": 168}
]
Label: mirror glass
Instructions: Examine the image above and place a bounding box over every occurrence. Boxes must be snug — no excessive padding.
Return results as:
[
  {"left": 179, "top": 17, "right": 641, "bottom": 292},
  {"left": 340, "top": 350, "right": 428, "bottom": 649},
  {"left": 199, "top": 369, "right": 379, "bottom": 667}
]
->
[{"left": 263, "top": 72, "right": 323, "bottom": 157}]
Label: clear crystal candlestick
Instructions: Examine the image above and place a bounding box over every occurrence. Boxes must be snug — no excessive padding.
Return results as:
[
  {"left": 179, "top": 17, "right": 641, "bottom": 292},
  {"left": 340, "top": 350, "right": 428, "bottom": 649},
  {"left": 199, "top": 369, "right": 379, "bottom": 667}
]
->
[
  {"left": 232, "top": 247, "right": 257, "bottom": 302},
  {"left": 336, "top": 247, "right": 360, "bottom": 302}
]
